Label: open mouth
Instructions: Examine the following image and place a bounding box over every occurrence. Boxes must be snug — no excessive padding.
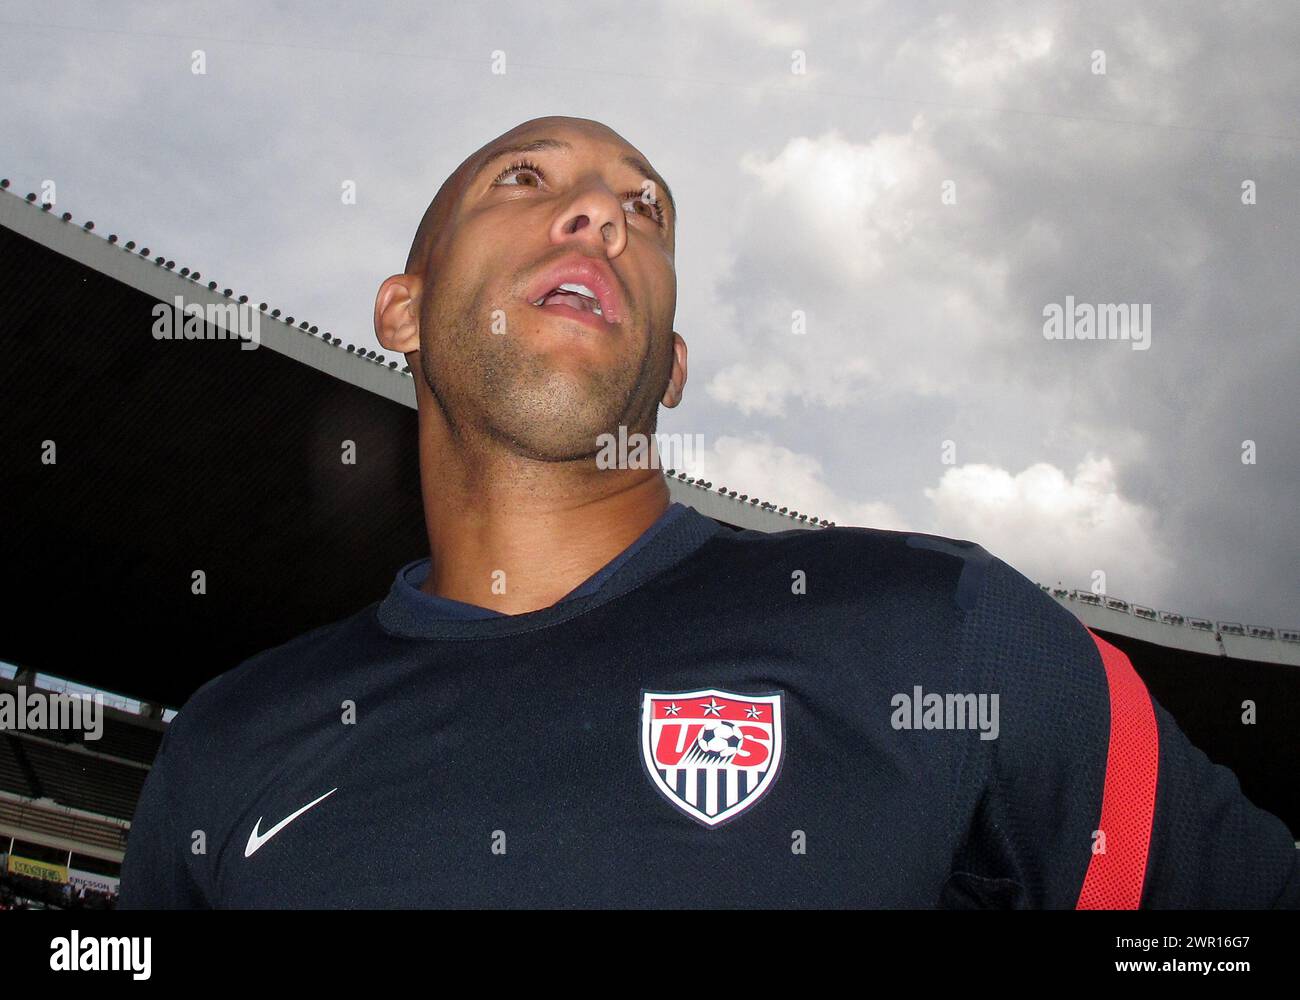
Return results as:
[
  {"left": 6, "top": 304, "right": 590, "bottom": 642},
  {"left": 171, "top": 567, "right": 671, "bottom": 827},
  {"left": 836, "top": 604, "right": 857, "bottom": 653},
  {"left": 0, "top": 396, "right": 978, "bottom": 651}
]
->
[{"left": 531, "top": 282, "right": 609, "bottom": 321}]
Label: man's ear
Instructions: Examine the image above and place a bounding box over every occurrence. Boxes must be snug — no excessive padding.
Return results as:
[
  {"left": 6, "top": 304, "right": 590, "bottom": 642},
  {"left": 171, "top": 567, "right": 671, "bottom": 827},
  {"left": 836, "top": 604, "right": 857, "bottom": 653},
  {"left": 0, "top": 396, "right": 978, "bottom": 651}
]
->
[
  {"left": 374, "top": 273, "right": 422, "bottom": 355},
  {"left": 661, "top": 331, "right": 688, "bottom": 408}
]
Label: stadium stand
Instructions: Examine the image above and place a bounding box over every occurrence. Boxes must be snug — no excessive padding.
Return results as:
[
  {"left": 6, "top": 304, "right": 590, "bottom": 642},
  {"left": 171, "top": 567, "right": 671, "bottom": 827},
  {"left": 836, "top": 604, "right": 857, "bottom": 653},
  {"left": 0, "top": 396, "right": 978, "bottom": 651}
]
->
[{"left": 0, "top": 670, "right": 161, "bottom": 907}]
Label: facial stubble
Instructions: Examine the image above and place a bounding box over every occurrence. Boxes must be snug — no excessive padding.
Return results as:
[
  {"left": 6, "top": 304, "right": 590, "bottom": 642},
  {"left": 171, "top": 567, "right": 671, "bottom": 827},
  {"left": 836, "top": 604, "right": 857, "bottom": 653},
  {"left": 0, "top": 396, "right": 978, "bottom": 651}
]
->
[{"left": 418, "top": 276, "right": 671, "bottom": 465}]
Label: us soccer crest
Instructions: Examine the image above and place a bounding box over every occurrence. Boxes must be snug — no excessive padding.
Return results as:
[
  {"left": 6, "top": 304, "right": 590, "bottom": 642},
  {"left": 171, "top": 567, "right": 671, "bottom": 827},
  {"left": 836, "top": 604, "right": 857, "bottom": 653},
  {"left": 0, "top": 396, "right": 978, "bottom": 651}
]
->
[{"left": 640, "top": 688, "right": 784, "bottom": 827}]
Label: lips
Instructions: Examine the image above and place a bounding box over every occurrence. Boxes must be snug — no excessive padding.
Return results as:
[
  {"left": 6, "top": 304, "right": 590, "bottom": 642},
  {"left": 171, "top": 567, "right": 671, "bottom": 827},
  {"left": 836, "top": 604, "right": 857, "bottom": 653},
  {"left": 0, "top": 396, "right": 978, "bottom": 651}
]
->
[
  {"left": 524, "top": 255, "right": 623, "bottom": 325},
  {"left": 535, "top": 282, "right": 605, "bottom": 317}
]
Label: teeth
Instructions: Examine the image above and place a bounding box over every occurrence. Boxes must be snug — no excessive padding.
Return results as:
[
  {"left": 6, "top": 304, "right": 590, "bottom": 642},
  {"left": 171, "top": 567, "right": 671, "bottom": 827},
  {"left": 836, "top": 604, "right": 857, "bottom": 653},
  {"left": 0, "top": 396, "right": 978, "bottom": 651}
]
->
[{"left": 532, "top": 281, "right": 607, "bottom": 319}]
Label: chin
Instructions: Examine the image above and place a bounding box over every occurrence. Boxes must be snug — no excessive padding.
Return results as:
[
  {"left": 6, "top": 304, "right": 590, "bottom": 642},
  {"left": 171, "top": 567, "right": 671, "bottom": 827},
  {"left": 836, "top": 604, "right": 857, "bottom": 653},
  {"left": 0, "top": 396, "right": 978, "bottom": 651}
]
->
[{"left": 495, "top": 399, "right": 620, "bottom": 464}]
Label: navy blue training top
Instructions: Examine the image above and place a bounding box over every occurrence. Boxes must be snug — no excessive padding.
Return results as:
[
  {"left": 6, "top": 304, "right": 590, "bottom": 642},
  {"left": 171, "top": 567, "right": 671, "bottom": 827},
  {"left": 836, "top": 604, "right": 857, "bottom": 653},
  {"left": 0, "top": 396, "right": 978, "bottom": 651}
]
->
[{"left": 119, "top": 504, "right": 1300, "bottom": 908}]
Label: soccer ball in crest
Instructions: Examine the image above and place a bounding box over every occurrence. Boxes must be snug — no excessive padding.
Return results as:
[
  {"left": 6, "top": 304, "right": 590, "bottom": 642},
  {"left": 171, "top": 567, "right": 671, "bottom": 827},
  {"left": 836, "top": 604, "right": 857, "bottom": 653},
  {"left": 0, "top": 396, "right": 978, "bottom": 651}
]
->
[{"left": 696, "top": 722, "right": 745, "bottom": 761}]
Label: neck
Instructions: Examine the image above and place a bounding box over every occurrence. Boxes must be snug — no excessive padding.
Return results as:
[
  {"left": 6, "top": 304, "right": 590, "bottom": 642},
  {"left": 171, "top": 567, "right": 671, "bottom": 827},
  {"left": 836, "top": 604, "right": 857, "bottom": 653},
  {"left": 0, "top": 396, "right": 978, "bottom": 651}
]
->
[{"left": 417, "top": 418, "right": 672, "bottom": 616}]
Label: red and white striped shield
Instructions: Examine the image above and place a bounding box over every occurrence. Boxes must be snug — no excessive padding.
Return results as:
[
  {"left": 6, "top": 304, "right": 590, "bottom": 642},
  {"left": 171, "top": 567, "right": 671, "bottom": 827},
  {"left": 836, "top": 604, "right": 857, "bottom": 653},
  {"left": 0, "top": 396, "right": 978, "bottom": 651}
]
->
[{"left": 640, "top": 688, "right": 784, "bottom": 827}]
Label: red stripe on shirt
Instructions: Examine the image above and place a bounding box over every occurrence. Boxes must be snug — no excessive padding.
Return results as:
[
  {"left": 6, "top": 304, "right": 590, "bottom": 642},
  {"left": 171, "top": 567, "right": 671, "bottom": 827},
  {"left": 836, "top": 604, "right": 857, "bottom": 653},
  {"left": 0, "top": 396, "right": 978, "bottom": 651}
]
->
[{"left": 1075, "top": 628, "right": 1160, "bottom": 909}]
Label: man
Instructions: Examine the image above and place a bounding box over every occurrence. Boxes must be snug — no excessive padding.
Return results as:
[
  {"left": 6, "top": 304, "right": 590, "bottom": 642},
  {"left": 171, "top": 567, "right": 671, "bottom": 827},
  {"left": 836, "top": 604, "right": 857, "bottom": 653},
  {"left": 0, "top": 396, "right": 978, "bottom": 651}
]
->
[{"left": 121, "top": 116, "right": 1299, "bottom": 908}]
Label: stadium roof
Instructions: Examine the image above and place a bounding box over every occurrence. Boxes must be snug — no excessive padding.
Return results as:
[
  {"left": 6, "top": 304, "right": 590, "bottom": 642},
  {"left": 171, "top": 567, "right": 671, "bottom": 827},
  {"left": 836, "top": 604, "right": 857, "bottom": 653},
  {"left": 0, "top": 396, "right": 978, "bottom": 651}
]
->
[{"left": 2, "top": 186, "right": 1295, "bottom": 711}]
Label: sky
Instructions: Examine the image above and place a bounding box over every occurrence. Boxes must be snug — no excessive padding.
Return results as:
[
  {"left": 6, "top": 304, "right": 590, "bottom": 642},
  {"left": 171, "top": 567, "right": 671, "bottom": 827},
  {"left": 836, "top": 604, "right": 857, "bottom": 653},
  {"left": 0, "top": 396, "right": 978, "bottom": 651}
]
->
[{"left": 1, "top": 0, "right": 1296, "bottom": 625}]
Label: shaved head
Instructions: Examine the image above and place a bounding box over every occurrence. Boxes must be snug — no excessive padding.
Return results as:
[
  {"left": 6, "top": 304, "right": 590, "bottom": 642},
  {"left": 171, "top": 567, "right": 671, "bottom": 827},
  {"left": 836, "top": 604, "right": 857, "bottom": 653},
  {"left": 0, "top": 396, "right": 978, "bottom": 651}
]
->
[
  {"left": 404, "top": 157, "right": 467, "bottom": 276},
  {"left": 404, "top": 115, "right": 674, "bottom": 277}
]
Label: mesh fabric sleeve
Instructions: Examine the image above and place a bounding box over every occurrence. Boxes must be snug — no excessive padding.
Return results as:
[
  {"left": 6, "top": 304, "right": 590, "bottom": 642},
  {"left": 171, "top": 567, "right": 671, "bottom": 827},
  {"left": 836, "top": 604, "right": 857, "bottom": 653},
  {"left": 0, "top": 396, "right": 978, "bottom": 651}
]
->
[{"left": 942, "top": 555, "right": 1300, "bottom": 908}]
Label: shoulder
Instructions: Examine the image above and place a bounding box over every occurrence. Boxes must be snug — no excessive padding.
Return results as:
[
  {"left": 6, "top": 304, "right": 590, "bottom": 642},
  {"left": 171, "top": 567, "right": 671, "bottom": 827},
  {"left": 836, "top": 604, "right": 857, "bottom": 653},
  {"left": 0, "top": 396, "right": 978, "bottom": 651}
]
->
[
  {"left": 706, "top": 519, "right": 1050, "bottom": 620},
  {"left": 161, "top": 601, "right": 382, "bottom": 757}
]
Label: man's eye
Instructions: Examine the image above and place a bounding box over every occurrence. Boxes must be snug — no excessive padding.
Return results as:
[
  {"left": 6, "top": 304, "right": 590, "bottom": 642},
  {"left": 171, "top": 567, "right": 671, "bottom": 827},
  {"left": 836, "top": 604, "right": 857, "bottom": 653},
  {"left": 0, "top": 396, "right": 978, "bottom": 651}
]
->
[
  {"left": 492, "top": 160, "right": 545, "bottom": 187},
  {"left": 623, "top": 192, "right": 666, "bottom": 228}
]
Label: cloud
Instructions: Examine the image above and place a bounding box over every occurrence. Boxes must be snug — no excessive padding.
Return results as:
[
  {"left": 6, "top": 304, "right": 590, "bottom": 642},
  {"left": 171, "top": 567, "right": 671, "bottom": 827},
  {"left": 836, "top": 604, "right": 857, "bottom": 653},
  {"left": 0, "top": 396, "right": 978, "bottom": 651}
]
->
[
  {"left": 682, "top": 437, "right": 1174, "bottom": 606},
  {"left": 735, "top": 122, "right": 941, "bottom": 286},
  {"left": 687, "top": 434, "right": 910, "bottom": 530},
  {"left": 705, "top": 116, "right": 1011, "bottom": 416},
  {"left": 922, "top": 454, "right": 1175, "bottom": 597},
  {"left": 934, "top": 24, "right": 1055, "bottom": 90},
  {"left": 686, "top": 0, "right": 809, "bottom": 49}
]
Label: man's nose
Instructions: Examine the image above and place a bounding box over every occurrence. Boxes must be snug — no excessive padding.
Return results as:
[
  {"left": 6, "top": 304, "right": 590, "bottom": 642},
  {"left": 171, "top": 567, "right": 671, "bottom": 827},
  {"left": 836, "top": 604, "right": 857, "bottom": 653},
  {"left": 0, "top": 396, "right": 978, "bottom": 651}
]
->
[{"left": 549, "top": 183, "right": 627, "bottom": 257}]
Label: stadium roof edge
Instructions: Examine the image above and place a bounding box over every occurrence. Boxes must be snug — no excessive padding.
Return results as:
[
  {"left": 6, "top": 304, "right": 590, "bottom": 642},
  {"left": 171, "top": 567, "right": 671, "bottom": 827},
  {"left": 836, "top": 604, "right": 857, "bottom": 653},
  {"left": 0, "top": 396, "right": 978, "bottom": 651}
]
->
[
  {"left": 0, "top": 185, "right": 413, "bottom": 406},
  {"left": 1042, "top": 589, "right": 1300, "bottom": 668}
]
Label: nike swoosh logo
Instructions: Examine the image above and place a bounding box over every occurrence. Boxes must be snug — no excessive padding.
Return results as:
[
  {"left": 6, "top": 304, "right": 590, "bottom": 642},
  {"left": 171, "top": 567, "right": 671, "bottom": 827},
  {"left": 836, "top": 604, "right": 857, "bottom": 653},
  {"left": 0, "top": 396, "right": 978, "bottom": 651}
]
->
[{"left": 244, "top": 787, "right": 338, "bottom": 858}]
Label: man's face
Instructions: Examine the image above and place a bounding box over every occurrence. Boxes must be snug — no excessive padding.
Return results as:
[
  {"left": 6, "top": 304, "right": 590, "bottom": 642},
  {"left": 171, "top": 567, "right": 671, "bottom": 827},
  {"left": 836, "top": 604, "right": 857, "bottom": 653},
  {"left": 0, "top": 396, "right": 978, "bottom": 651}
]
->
[{"left": 413, "top": 117, "right": 679, "bottom": 463}]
